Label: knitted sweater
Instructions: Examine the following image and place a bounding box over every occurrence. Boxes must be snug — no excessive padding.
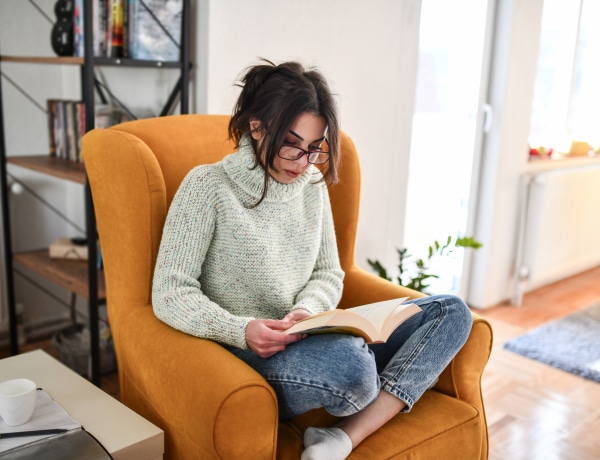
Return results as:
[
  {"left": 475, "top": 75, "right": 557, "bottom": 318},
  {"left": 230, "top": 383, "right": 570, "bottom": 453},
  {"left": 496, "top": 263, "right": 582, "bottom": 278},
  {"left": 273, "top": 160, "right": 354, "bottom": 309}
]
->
[{"left": 152, "top": 135, "right": 345, "bottom": 349}]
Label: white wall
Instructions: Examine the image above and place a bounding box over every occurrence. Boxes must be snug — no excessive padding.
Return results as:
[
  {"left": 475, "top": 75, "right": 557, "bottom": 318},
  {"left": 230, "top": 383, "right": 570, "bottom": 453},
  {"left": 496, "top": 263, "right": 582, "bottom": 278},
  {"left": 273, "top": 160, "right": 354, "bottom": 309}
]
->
[{"left": 198, "top": 0, "right": 422, "bottom": 276}]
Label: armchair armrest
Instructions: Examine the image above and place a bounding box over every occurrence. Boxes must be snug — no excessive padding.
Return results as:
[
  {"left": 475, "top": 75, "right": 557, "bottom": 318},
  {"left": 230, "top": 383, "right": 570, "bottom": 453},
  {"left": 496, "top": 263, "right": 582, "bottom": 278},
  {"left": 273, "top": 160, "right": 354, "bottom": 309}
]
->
[
  {"left": 116, "top": 306, "right": 279, "bottom": 460},
  {"left": 340, "top": 264, "right": 493, "bottom": 408},
  {"left": 435, "top": 312, "right": 492, "bottom": 417},
  {"left": 434, "top": 312, "right": 493, "bottom": 460}
]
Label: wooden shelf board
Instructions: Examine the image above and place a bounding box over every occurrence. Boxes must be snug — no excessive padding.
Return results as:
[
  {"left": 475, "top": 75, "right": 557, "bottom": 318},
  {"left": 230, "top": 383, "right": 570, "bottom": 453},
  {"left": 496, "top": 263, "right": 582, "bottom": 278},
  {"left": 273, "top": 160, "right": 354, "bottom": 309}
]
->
[
  {"left": 0, "top": 55, "right": 84, "bottom": 65},
  {"left": 14, "top": 250, "right": 106, "bottom": 301},
  {"left": 7, "top": 155, "right": 87, "bottom": 184},
  {"left": 1, "top": 55, "right": 180, "bottom": 69}
]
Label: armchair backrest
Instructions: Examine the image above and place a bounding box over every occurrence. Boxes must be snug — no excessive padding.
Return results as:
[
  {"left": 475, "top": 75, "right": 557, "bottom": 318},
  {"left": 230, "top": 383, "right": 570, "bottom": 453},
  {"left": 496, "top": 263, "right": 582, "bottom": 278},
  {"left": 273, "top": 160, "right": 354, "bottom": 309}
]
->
[{"left": 83, "top": 114, "right": 362, "bottom": 313}]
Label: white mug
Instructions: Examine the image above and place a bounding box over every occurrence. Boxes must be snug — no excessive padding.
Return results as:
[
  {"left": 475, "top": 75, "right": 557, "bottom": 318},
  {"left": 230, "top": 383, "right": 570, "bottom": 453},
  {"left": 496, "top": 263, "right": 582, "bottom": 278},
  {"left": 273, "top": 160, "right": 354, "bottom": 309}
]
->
[{"left": 0, "top": 378, "right": 37, "bottom": 426}]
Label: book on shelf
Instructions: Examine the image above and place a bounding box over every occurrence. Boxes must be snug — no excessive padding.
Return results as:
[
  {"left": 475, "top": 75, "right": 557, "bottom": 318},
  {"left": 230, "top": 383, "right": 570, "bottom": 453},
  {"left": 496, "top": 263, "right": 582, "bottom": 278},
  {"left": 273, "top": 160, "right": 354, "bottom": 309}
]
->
[
  {"left": 47, "top": 99, "right": 85, "bottom": 162},
  {"left": 109, "top": 0, "right": 125, "bottom": 58},
  {"left": 47, "top": 101, "right": 135, "bottom": 161},
  {"left": 46, "top": 100, "right": 58, "bottom": 157},
  {"left": 74, "top": 0, "right": 84, "bottom": 57},
  {"left": 72, "top": 0, "right": 183, "bottom": 61},
  {"left": 284, "top": 297, "right": 422, "bottom": 344},
  {"left": 74, "top": 0, "right": 108, "bottom": 57}
]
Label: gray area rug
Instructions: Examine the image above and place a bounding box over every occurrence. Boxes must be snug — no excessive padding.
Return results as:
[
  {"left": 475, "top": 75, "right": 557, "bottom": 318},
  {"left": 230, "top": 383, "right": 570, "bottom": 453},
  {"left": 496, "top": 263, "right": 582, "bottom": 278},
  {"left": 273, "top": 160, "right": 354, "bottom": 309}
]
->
[{"left": 503, "top": 302, "right": 600, "bottom": 383}]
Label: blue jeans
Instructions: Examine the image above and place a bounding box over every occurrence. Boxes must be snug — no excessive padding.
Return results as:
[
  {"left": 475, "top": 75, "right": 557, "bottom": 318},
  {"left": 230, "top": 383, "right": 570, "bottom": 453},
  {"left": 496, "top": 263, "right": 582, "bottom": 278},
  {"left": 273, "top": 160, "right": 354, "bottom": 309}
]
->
[{"left": 226, "top": 294, "right": 472, "bottom": 421}]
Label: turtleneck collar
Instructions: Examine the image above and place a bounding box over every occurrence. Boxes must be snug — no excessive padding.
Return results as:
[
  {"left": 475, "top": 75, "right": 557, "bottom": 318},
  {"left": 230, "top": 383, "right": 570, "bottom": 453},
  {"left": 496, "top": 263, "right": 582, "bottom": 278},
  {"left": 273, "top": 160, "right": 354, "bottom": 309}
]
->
[{"left": 222, "top": 134, "right": 322, "bottom": 203}]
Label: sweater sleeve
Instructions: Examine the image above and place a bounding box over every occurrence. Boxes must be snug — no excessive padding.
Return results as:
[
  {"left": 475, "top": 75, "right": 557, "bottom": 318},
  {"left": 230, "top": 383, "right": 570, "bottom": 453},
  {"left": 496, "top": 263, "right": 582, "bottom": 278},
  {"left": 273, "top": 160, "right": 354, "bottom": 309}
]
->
[
  {"left": 152, "top": 167, "right": 254, "bottom": 348},
  {"left": 293, "top": 188, "right": 345, "bottom": 314}
]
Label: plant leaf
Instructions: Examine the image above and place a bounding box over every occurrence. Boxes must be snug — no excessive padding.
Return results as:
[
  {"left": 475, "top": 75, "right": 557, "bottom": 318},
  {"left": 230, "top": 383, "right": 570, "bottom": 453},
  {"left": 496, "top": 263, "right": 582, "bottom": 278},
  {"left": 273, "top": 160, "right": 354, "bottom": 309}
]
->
[
  {"left": 366, "top": 259, "right": 391, "bottom": 281},
  {"left": 456, "top": 236, "right": 483, "bottom": 249}
]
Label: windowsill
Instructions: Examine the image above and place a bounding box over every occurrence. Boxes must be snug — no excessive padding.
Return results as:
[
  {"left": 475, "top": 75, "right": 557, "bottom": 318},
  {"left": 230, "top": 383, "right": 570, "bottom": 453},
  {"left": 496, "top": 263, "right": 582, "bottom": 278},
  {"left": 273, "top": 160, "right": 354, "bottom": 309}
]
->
[{"left": 526, "top": 152, "right": 600, "bottom": 173}]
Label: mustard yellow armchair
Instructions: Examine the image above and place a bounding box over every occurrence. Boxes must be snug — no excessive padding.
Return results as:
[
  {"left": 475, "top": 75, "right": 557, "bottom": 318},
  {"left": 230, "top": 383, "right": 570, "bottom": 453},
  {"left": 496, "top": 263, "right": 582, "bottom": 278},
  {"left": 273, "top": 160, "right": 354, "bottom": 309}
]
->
[{"left": 83, "top": 115, "right": 492, "bottom": 460}]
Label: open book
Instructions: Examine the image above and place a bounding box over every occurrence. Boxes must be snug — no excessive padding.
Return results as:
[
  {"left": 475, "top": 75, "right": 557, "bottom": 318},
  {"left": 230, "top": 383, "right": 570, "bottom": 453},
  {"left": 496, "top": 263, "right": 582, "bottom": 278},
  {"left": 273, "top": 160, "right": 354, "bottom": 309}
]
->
[{"left": 285, "top": 297, "right": 421, "bottom": 344}]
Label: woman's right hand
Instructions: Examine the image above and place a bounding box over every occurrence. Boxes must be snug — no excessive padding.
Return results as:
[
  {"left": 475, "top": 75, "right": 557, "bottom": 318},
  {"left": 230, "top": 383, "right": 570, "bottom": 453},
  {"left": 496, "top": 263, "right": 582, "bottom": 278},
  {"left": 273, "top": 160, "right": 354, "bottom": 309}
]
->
[{"left": 246, "top": 318, "right": 306, "bottom": 358}]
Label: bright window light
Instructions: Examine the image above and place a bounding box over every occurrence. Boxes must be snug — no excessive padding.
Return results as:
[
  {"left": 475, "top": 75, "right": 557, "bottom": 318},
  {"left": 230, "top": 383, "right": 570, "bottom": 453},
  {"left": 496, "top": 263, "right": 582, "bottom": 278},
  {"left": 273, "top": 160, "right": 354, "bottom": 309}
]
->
[{"left": 529, "top": 0, "right": 600, "bottom": 154}]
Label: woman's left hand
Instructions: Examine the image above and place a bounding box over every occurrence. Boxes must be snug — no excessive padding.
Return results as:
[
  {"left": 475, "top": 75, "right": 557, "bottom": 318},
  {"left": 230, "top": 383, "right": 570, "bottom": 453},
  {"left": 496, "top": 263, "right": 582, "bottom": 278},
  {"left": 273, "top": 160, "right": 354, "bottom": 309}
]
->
[{"left": 282, "top": 309, "right": 312, "bottom": 324}]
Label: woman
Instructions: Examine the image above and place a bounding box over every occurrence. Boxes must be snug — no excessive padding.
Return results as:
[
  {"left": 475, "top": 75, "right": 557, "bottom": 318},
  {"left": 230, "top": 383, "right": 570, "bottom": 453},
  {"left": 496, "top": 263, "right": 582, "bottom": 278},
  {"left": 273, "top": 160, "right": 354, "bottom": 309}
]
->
[{"left": 152, "top": 59, "right": 472, "bottom": 460}]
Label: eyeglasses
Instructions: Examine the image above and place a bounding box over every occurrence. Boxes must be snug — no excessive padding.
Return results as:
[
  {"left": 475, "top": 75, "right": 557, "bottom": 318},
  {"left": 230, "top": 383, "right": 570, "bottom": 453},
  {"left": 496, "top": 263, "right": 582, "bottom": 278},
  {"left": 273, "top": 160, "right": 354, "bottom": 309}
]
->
[{"left": 278, "top": 140, "right": 330, "bottom": 164}]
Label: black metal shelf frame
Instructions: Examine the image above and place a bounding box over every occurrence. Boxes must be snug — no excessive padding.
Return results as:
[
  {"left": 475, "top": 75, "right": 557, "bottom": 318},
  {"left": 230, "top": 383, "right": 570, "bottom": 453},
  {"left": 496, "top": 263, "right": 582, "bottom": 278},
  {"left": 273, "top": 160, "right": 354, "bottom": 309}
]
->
[{"left": 0, "top": 0, "right": 192, "bottom": 385}]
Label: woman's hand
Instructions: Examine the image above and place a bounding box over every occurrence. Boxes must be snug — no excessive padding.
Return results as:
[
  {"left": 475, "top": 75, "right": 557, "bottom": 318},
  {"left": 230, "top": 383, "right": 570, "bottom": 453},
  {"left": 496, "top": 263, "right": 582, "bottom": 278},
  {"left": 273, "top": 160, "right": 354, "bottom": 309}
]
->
[
  {"left": 246, "top": 310, "right": 312, "bottom": 358},
  {"left": 282, "top": 309, "right": 312, "bottom": 323}
]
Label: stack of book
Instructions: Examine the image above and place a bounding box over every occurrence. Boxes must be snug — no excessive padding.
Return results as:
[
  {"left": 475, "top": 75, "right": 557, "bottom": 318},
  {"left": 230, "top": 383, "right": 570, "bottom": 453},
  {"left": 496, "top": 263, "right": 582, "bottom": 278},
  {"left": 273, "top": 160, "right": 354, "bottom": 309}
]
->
[
  {"left": 73, "top": 0, "right": 183, "bottom": 61},
  {"left": 47, "top": 100, "right": 85, "bottom": 162},
  {"left": 47, "top": 102, "right": 131, "bottom": 162}
]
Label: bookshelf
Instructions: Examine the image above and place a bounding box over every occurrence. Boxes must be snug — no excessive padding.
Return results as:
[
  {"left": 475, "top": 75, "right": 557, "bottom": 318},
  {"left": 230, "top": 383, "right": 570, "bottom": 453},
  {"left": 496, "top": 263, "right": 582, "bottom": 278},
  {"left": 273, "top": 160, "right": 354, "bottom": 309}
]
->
[{"left": 0, "top": 0, "right": 191, "bottom": 386}]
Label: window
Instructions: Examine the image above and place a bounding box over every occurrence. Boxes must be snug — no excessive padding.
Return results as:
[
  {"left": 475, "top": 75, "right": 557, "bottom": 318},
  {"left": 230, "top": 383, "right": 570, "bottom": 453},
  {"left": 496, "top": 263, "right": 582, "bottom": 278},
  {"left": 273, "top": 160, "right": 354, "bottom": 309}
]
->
[
  {"left": 403, "top": 0, "right": 490, "bottom": 294},
  {"left": 529, "top": 0, "right": 600, "bottom": 155}
]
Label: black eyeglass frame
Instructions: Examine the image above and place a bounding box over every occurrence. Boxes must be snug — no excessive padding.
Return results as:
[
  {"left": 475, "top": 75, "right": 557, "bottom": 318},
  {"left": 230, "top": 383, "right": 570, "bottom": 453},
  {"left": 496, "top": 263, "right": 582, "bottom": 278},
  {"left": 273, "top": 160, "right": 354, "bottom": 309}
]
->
[{"left": 277, "top": 140, "right": 330, "bottom": 165}]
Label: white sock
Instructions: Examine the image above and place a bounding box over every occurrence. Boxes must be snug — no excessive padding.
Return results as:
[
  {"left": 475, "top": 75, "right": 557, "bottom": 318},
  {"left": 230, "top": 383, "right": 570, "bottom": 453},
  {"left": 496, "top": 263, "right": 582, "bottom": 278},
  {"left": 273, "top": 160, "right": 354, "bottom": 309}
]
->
[{"left": 301, "top": 427, "right": 353, "bottom": 460}]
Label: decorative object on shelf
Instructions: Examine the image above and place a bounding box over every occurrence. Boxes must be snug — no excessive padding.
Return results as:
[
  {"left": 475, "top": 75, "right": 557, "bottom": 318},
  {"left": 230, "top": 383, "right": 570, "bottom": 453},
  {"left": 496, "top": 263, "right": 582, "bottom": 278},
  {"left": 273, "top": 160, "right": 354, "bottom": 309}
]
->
[
  {"left": 49, "top": 237, "right": 89, "bottom": 260},
  {"left": 51, "top": 0, "right": 75, "bottom": 56},
  {"left": 130, "top": 0, "right": 183, "bottom": 61},
  {"left": 367, "top": 235, "right": 483, "bottom": 293},
  {"left": 528, "top": 144, "right": 553, "bottom": 158},
  {"left": 568, "top": 140, "right": 595, "bottom": 157}
]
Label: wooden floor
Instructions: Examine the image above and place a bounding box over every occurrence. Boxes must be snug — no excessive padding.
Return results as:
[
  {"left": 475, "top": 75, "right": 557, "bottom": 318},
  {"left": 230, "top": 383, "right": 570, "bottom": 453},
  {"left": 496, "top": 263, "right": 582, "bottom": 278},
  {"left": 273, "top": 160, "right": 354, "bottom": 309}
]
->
[
  {"left": 476, "top": 265, "right": 600, "bottom": 460},
  {"left": 2, "top": 266, "right": 600, "bottom": 459}
]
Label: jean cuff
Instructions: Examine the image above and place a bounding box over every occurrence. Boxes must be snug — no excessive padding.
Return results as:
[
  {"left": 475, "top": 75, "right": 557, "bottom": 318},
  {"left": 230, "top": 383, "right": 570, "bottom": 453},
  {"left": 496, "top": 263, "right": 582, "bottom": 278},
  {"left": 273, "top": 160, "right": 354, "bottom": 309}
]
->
[{"left": 380, "top": 379, "right": 414, "bottom": 412}]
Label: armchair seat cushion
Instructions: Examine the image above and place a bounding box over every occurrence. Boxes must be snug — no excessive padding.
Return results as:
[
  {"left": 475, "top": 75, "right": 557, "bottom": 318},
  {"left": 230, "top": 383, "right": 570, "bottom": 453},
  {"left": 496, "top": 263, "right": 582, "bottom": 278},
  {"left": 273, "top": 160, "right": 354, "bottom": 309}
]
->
[{"left": 278, "top": 390, "right": 482, "bottom": 459}]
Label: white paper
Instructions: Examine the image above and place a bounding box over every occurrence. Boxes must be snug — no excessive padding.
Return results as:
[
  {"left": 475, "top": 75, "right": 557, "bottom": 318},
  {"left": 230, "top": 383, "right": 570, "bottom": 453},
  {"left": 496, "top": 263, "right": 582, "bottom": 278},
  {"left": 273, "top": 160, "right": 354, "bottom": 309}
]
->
[{"left": 0, "top": 389, "right": 81, "bottom": 453}]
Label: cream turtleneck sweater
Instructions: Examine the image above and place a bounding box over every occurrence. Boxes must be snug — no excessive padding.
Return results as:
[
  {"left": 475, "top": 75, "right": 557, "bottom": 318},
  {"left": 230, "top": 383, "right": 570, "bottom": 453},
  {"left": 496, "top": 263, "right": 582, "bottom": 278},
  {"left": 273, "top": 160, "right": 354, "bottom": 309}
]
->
[{"left": 152, "top": 135, "right": 344, "bottom": 349}]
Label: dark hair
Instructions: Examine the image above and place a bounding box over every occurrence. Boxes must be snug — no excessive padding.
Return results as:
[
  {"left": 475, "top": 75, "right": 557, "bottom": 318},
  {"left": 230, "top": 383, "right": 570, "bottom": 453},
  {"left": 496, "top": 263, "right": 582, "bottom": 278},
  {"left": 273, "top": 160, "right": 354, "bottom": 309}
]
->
[{"left": 228, "top": 59, "right": 340, "bottom": 206}]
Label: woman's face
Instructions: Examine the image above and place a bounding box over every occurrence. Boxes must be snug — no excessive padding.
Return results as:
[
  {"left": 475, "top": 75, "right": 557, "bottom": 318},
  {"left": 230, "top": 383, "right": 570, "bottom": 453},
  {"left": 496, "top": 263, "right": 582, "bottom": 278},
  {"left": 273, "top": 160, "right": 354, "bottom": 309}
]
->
[{"left": 251, "top": 112, "right": 328, "bottom": 184}]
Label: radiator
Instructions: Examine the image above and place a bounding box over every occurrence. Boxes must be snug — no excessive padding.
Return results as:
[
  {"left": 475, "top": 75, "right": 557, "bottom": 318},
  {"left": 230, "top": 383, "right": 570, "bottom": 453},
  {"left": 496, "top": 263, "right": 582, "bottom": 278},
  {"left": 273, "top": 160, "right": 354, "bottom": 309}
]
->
[{"left": 513, "top": 163, "right": 600, "bottom": 305}]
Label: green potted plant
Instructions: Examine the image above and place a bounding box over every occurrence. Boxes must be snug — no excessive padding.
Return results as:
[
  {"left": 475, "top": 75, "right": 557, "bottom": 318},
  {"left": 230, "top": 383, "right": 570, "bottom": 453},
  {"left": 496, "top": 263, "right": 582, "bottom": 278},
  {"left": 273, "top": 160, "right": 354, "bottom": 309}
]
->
[{"left": 367, "top": 235, "right": 482, "bottom": 293}]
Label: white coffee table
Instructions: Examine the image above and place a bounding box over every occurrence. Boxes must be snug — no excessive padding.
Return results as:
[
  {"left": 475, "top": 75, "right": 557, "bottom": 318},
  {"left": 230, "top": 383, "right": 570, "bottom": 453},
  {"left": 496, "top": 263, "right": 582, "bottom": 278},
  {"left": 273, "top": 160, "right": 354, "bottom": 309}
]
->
[{"left": 0, "top": 349, "right": 163, "bottom": 459}]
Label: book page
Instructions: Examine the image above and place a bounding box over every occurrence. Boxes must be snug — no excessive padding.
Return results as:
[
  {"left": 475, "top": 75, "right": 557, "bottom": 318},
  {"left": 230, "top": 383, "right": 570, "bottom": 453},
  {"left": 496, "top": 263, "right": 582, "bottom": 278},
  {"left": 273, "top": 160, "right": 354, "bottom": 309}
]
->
[
  {"left": 285, "top": 309, "right": 379, "bottom": 342},
  {"left": 346, "top": 297, "right": 409, "bottom": 332},
  {"left": 380, "top": 303, "right": 423, "bottom": 339}
]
